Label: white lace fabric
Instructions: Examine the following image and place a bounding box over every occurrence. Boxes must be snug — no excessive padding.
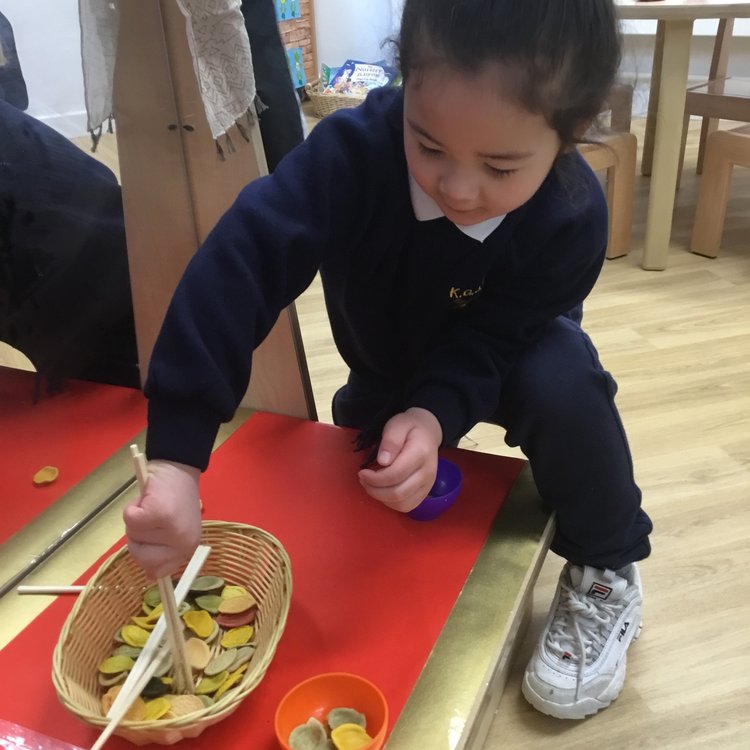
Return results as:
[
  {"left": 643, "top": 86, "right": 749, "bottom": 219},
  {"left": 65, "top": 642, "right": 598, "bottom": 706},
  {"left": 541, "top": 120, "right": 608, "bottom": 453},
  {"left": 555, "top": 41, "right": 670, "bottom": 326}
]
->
[
  {"left": 79, "top": 0, "right": 256, "bottom": 142},
  {"left": 175, "top": 0, "right": 257, "bottom": 139}
]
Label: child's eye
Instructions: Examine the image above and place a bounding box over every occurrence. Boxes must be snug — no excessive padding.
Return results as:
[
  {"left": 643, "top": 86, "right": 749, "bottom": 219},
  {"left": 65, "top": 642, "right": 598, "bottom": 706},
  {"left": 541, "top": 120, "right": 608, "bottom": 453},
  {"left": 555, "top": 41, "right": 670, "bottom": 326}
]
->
[
  {"left": 418, "top": 142, "right": 442, "bottom": 157},
  {"left": 486, "top": 165, "right": 517, "bottom": 179}
]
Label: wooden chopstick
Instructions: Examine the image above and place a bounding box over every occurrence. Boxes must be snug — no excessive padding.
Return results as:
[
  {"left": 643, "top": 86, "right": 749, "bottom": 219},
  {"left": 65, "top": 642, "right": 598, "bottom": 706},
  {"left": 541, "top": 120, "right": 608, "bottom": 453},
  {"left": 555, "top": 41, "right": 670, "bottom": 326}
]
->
[
  {"left": 156, "top": 576, "right": 193, "bottom": 693},
  {"left": 91, "top": 543, "right": 211, "bottom": 750},
  {"left": 16, "top": 585, "right": 85, "bottom": 595},
  {"left": 129, "top": 445, "right": 195, "bottom": 695}
]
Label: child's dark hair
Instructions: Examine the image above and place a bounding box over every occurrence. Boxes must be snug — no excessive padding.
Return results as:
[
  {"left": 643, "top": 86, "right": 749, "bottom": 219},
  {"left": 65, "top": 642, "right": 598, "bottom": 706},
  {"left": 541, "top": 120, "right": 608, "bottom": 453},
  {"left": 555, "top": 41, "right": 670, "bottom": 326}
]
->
[{"left": 398, "top": 0, "right": 622, "bottom": 148}]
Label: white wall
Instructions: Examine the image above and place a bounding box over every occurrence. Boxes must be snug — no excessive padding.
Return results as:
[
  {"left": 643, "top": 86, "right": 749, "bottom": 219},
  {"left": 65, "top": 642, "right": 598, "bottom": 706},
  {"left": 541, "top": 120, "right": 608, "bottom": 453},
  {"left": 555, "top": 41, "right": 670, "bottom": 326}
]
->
[
  {"left": 4, "top": 0, "right": 749, "bottom": 137},
  {"left": 313, "top": 0, "right": 394, "bottom": 68},
  {"left": 7, "top": 0, "right": 397, "bottom": 135},
  {"left": 311, "top": 3, "right": 750, "bottom": 84},
  {"left": 4, "top": 0, "right": 87, "bottom": 137}
]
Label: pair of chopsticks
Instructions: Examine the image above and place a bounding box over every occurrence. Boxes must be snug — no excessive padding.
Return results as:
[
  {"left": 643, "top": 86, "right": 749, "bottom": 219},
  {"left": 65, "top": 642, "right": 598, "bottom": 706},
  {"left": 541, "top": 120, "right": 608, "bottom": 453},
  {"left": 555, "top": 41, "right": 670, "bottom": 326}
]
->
[
  {"left": 90, "top": 541, "right": 212, "bottom": 750},
  {"left": 128, "top": 445, "right": 194, "bottom": 696},
  {"left": 16, "top": 446, "right": 209, "bottom": 750}
]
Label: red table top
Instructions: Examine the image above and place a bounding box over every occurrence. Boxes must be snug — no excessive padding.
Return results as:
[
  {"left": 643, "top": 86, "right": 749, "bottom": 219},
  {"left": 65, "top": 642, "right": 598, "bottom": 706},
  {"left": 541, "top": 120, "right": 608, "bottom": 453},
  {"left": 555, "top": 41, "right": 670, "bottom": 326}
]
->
[
  {"left": 1, "top": 367, "right": 146, "bottom": 545},
  {"left": 0, "top": 412, "right": 523, "bottom": 749}
]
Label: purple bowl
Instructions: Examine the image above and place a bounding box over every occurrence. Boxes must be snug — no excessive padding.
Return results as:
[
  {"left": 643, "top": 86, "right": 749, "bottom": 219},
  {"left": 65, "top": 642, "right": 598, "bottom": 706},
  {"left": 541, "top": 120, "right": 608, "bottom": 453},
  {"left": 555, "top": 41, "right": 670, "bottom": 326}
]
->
[{"left": 408, "top": 458, "right": 463, "bottom": 521}]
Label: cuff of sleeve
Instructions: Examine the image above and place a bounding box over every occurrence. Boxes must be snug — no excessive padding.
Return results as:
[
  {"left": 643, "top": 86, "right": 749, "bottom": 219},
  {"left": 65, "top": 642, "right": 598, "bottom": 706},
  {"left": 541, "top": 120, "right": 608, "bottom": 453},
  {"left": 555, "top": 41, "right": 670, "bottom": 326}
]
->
[
  {"left": 145, "top": 398, "right": 221, "bottom": 472},
  {"left": 405, "top": 384, "right": 469, "bottom": 447}
]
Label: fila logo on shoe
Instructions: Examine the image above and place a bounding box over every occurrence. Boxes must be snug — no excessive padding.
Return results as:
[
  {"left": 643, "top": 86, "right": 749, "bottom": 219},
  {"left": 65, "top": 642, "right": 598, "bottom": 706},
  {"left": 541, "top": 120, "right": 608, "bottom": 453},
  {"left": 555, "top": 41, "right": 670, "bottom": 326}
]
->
[
  {"left": 618, "top": 622, "right": 630, "bottom": 642},
  {"left": 587, "top": 582, "right": 613, "bottom": 600}
]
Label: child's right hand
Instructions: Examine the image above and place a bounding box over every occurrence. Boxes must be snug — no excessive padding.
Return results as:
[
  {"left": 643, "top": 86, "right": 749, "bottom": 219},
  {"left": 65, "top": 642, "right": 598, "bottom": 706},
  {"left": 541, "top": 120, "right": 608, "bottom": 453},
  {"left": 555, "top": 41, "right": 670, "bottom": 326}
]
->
[
  {"left": 123, "top": 459, "right": 202, "bottom": 580},
  {"left": 358, "top": 407, "right": 443, "bottom": 513}
]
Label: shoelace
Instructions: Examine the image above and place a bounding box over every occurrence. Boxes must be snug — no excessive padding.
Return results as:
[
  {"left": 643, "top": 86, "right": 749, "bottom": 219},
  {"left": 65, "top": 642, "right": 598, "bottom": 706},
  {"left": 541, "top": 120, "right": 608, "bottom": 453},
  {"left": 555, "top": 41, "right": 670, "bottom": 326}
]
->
[{"left": 546, "top": 580, "right": 625, "bottom": 701}]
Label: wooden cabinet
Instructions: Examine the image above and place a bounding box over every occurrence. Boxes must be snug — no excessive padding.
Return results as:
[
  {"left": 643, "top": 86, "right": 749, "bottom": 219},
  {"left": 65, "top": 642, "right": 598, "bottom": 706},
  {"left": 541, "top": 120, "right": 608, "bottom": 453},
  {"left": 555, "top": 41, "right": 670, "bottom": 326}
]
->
[{"left": 114, "top": 0, "right": 316, "bottom": 419}]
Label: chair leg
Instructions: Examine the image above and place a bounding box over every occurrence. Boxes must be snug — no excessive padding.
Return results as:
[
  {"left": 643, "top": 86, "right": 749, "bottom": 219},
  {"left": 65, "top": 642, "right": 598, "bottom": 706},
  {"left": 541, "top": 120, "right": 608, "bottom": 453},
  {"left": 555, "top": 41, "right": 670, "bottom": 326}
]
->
[
  {"left": 605, "top": 133, "right": 637, "bottom": 259},
  {"left": 608, "top": 83, "right": 634, "bottom": 133},
  {"left": 690, "top": 132, "right": 735, "bottom": 258},
  {"left": 696, "top": 117, "right": 720, "bottom": 174},
  {"left": 677, "top": 113, "right": 690, "bottom": 191}
]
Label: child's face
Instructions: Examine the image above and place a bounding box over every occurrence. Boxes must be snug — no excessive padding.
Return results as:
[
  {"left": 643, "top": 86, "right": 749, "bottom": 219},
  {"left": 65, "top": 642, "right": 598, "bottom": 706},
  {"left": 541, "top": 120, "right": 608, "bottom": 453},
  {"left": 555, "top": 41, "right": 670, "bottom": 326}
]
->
[{"left": 403, "top": 66, "right": 562, "bottom": 226}]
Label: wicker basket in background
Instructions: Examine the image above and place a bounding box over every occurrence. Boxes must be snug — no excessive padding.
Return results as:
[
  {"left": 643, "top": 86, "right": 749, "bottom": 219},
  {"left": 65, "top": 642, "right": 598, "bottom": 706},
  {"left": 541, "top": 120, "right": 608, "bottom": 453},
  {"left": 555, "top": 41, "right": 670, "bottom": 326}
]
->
[
  {"left": 304, "top": 78, "right": 366, "bottom": 118},
  {"left": 52, "top": 521, "right": 292, "bottom": 746}
]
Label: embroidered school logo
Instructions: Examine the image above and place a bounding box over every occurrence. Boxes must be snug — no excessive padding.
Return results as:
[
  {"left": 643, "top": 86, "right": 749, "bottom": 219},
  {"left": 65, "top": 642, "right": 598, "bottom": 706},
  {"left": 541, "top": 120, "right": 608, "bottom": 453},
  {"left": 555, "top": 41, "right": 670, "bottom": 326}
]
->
[
  {"left": 448, "top": 284, "right": 483, "bottom": 308},
  {"left": 587, "top": 582, "right": 613, "bottom": 600}
]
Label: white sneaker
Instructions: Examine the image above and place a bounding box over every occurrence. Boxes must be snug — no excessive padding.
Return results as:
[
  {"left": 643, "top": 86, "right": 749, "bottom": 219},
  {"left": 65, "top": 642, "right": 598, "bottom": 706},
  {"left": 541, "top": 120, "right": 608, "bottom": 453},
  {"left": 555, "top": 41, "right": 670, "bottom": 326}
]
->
[{"left": 522, "top": 562, "right": 642, "bottom": 720}]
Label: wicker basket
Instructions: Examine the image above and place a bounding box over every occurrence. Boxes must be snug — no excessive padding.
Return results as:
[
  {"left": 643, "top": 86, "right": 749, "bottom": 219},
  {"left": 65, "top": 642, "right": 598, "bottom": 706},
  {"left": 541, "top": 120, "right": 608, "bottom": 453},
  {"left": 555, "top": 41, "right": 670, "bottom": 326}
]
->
[
  {"left": 52, "top": 521, "right": 292, "bottom": 746},
  {"left": 304, "top": 78, "right": 366, "bottom": 118}
]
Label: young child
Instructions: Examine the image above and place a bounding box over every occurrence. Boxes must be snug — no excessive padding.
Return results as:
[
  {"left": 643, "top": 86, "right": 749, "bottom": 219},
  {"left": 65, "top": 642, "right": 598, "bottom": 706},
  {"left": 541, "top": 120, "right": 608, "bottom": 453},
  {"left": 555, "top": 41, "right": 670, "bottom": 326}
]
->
[{"left": 125, "top": 0, "right": 653, "bottom": 720}]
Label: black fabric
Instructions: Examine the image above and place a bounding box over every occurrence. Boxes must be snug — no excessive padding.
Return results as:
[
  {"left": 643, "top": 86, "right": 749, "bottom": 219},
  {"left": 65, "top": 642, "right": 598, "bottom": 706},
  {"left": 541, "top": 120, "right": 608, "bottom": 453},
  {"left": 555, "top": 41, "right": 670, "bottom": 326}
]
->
[
  {"left": 0, "top": 100, "right": 139, "bottom": 391},
  {"left": 0, "top": 12, "right": 28, "bottom": 111},
  {"left": 241, "top": 0, "right": 304, "bottom": 171},
  {"left": 333, "top": 315, "right": 653, "bottom": 570},
  {"left": 144, "top": 87, "right": 609, "bottom": 470}
]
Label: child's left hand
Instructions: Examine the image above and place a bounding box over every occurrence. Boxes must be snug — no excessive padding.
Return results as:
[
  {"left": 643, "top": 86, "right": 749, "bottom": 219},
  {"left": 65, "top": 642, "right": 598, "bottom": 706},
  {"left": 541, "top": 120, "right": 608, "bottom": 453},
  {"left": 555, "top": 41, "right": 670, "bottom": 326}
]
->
[{"left": 358, "top": 407, "right": 443, "bottom": 513}]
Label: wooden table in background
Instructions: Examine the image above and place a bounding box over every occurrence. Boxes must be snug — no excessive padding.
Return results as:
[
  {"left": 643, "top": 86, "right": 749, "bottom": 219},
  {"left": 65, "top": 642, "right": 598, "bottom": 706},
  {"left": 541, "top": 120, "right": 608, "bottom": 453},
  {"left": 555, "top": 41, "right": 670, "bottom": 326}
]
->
[{"left": 616, "top": 1, "right": 750, "bottom": 270}]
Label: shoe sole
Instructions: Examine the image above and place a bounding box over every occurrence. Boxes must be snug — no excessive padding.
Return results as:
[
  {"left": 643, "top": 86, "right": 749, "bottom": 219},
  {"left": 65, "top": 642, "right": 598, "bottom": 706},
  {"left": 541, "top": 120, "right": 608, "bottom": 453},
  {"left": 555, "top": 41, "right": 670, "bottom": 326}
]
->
[
  {"left": 521, "top": 664, "right": 625, "bottom": 720},
  {"left": 522, "top": 622, "right": 642, "bottom": 720}
]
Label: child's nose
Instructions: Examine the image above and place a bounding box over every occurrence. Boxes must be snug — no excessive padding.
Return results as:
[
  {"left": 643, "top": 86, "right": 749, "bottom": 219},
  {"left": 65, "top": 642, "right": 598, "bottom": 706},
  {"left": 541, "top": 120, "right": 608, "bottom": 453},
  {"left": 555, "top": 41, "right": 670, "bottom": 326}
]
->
[{"left": 438, "top": 167, "right": 480, "bottom": 205}]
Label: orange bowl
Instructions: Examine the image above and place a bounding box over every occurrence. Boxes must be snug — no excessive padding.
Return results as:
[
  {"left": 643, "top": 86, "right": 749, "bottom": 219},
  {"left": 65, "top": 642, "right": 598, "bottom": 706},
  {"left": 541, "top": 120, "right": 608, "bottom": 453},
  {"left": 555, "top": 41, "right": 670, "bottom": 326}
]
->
[{"left": 274, "top": 672, "right": 388, "bottom": 750}]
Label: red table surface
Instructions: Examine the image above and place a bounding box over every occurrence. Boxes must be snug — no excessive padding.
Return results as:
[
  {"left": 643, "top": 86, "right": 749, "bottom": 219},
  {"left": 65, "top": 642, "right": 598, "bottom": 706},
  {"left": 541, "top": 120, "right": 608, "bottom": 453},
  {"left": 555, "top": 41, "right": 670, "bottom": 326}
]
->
[
  {"left": 0, "top": 412, "right": 523, "bottom": 749},
  {"left": 0, "top": 367, "right": 147, "bottom": 545}
]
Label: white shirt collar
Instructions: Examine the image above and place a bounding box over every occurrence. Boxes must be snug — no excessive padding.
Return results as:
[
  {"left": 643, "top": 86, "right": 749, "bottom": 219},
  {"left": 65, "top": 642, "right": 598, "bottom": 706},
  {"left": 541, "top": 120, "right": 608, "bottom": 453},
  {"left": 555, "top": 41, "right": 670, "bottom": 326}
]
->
[{"left": 408, "top": 174, "right": 505, "bottom": 242}]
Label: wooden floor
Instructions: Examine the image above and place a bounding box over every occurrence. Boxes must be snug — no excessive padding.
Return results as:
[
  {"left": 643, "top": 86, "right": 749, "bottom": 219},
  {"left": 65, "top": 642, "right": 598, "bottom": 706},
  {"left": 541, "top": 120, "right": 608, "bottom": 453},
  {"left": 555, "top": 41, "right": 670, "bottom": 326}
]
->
[
  {"left": 3, "top": 117, "right": 748, "bottom": 747},
  {"left": 294, "top": 118, "right": 750, "bottom": 749}
]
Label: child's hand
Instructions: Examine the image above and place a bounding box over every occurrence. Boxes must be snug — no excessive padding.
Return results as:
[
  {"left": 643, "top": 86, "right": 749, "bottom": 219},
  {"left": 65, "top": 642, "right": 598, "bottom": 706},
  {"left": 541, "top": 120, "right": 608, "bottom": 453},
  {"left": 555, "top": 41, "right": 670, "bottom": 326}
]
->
[
  {"left": 358, "top": 407, "right": 443, "bottom": 513},
  {"left": 123, "top": 459, "right": 202, "bottom": 580}
]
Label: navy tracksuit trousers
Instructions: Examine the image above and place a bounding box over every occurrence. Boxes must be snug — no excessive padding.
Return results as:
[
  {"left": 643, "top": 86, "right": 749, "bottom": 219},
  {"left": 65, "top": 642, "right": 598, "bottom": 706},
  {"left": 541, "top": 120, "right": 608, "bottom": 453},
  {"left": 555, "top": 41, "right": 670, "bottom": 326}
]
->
[{"left": 332, "top": 314, "right": 653, "bottom": 572}]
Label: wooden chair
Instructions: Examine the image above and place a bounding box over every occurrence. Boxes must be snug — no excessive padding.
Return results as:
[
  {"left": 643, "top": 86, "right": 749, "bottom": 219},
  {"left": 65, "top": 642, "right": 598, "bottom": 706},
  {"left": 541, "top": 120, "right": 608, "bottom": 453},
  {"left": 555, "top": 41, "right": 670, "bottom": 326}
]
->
[
  {"left": 690, "top": 125, "right": 750, "bottom": 258},
  {"left": 683, "top": 20, "right": 750, "bottom": 175},
  {"left": 578, "top": 130, "right": 638, "bottom": 260},
  {"left": 643, "top": 20, "right": 750, "bottom": 181},
  {"left": 605, "top": 81, "right": 635, "bottom": 133}
]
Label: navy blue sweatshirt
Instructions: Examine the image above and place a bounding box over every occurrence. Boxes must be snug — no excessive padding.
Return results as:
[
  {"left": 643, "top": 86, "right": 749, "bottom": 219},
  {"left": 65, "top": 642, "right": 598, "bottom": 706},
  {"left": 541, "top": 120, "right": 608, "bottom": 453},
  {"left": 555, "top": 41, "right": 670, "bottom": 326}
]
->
[
  {"left": 0, "top": 100, "right": 138, "bottom": 391},
  {"left": 145, "top": 87, "right": 608, "bottom": 470}
]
